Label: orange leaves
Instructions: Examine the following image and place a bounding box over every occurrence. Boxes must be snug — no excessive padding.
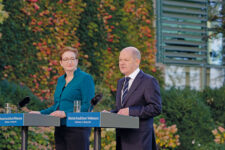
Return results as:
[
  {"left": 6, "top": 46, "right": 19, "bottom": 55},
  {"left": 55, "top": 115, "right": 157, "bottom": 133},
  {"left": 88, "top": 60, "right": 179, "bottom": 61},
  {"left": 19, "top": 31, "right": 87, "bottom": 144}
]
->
[
  {"left": 123, "top": 0, "right": 156, "bottom": 68},
  {"left": 154, "top": 118, "right": 180, "bottom": 148},
  {"left": 33, "top": 3, "right": 40, "bottom": 10},
  {"left": 28, "top": 0, "right": 38, "bottom": 2},
  {"left": 58, "top": 0, "right": 63, "bottom": 4},
  {"left": 98, "top": 1, "right": 116, "bottom": 45},
  {"left": 95, "top": 0, "right": 160, "bottom": 92},
  {"left": 124, "top": 0, "right": 136, "bottom": 13},
  {"left": 145, "top": 19, "right": 151, "bottom": 24},
  {"left": 37, "top": 21, "right": 42, "bottom": 26},
  {"left": 22, "top": 0, "right": 86, "bottom": 100},
  {"left": 212, "top": 126, "right": 225, "bottom": 144},
  {"left": 39, "top": 10, "right": 49, "bottom": 16},
  {"left": 19, "top": 0, "right": 160, "bottom": 100},
  {"left": 139, "top": 26, "right": 152, "bottom": 38},
  {"left": 73, "top": 42, "right": 80, "bottom": 48}
]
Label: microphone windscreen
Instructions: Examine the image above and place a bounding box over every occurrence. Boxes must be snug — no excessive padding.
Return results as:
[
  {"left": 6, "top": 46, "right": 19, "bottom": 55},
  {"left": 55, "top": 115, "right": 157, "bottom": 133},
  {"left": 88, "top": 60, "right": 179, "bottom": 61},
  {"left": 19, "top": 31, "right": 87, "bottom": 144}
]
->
[
  {"left": 19, "top": 96, "right": 30, "bottom": 108},
  {"left": 91, "top": 93, "right": 103, "bottom": 106}
]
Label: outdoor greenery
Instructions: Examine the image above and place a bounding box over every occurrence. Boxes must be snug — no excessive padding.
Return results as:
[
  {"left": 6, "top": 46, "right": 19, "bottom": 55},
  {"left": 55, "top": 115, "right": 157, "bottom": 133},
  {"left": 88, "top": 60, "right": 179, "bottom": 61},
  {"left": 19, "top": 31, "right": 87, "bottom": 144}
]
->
[
  {"left": 160, "top": 88, "right": 214, "bottom": 150},
  {"left": 0, "top": 80, "right": 46, "bottom": 110},
  {"left": 0, "top": 0, "right": 8, "bottom": 39},
  {"left": 0, "top": 0, "right": 162, "bottom": 102},
  {"left": 0, "top": 81, "right": 224, "bottom": 150},
  {"left": 0, "top": 105, "right": 55, "bottom": 150},
  {"left": 202, "top": 86, "right": 225, "bottom": 126},
  {"left": 208, "top": 0, "right": 225, "bottom": 35},
  {"left": 0, "top": 0, "right": 224, "bottom": 150}
]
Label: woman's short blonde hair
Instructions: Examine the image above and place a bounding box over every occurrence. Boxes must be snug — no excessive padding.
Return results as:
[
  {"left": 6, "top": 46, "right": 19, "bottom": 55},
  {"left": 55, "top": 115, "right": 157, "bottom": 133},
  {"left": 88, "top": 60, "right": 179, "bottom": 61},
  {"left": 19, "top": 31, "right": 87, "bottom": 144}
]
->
[{"left": 60, "top": 47, "right": 79, "bottom": 60}]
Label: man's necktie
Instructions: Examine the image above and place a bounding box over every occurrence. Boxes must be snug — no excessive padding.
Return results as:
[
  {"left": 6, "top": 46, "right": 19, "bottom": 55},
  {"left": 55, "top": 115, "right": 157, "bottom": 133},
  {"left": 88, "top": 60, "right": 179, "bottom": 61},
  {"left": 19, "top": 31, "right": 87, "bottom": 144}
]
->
[{"left": 122, "top": 77, "right": 131, "bottom": 105}]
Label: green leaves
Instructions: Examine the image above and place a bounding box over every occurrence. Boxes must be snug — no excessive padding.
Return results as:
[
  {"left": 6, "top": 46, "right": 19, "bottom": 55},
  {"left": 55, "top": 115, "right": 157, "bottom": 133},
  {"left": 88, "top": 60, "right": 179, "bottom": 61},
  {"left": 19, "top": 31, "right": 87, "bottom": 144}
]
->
[{"left": 160, "top": 87, "right": 217, "bottom": 150}]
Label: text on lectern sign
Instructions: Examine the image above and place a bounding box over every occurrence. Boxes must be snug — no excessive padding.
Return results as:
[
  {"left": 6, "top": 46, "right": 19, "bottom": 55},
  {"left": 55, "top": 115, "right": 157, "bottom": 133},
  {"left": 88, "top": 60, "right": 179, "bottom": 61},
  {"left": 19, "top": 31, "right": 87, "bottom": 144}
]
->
[
  {"left": 0, "top": 113, "right": 23, "bottom": 126},
  {"left": 66, "top": 112, "right": 101, "bottom": 127}
]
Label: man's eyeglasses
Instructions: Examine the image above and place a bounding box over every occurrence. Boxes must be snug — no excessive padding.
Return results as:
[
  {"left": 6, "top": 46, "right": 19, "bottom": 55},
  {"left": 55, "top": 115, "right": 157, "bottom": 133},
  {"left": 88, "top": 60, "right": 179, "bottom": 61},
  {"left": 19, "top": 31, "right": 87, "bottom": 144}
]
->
[{"left": 62, "top": 57, "right": 76, "bottom": 62}]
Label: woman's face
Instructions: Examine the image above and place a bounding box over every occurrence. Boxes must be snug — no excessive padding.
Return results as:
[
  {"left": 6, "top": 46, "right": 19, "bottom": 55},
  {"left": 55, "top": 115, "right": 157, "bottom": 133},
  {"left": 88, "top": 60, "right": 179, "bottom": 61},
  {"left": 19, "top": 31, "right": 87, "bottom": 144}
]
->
[{"left": 60, "top": 51, "right": 78, "bottom": 72}]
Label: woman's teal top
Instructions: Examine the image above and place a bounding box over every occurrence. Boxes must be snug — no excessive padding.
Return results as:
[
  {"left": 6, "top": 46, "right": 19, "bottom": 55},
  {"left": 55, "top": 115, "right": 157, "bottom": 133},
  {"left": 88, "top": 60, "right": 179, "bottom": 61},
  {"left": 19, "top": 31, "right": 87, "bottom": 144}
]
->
[{"left": 40, "top": 68, "right": 95, "bottom": 125}]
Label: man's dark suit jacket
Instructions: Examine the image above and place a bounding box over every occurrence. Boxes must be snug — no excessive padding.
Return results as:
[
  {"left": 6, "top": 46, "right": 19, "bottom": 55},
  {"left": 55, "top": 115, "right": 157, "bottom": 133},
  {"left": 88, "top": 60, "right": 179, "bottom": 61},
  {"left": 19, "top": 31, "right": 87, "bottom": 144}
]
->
[{"left": 115, "top": 70, "right": 162, "bottom": 150}]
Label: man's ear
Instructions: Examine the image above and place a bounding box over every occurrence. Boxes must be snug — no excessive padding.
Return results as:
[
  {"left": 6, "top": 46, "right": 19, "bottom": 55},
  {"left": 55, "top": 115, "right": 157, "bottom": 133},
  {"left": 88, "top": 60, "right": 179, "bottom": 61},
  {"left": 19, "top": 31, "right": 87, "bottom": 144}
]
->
[{"left": 136, "top": 58, "right": 141, "bottom": 65}]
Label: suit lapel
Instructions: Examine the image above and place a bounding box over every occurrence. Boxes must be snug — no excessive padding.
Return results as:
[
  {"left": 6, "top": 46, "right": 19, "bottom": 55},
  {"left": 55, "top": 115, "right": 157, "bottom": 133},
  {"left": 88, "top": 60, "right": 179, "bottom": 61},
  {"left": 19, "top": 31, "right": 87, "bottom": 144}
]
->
[{"left": 122, "top": 70, "right": 144, "bottom": 107}]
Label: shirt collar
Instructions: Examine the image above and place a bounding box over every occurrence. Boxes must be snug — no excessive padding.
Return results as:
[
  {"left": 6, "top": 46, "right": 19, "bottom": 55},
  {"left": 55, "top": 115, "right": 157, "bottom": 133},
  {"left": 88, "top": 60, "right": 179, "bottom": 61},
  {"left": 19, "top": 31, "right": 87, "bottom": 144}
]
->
[
  {"left": 126, "top": 68, "right": 140, "bottom": 80},
  {"left": 63, "top": 68, "right": 80, "bottom": 78}
]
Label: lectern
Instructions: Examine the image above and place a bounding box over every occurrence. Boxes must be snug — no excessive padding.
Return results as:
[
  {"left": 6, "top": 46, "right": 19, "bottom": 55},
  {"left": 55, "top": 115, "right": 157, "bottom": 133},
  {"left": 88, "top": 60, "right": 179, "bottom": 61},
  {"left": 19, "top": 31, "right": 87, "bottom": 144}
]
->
[
  {"left": 0, "top": 113, "right": 60, "bottom": 150},
  {"left": 66, "top": 112, "right": 139, "bottom": 150}
]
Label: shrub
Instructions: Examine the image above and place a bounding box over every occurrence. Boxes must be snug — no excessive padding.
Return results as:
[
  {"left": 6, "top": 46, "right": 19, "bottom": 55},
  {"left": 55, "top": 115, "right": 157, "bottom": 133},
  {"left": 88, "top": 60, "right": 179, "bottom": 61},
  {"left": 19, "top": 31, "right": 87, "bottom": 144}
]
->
[
  {"left": 212, "top": 126, "right": 225, "bottom": 144},
  {"left": 202, "top": 86, "right": 225, "bottom": 126},
  {"left": 191, "top": 142, "right": 225, "bottom": 150},
  {"left": 90, "top": 128, "right": 116, "bottom": 150},
  {"left": 0, "top": 80, "right": 46, "bottom": 111},
  {"left": 0, "top": 0, "right": 41, "bottom": 83},
  {"left": 0, "top": 105, "right": 54, "bottom": 150},
  {"left": 154, "top": 118, "right": 180, "bottom": 149},
  {"left": 93, "top": 82, "right": 115, "bottom": 112},
  {"left": 161, "top": 87, "right": 214, "bottom": 150}
]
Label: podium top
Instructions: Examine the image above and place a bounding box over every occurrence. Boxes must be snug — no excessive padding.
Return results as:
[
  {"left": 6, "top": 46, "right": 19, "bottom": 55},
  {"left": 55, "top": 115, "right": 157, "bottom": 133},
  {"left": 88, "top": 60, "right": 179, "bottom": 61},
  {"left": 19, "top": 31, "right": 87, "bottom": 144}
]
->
[
  {"left": 67, "top": 112, "right": 139, "bottom": 128},
  {"left": 0, "top": 113, "right": 60, "bottom": 127},
  {"left": 0, "top": 112, "right": 139, "bottom": 128}
]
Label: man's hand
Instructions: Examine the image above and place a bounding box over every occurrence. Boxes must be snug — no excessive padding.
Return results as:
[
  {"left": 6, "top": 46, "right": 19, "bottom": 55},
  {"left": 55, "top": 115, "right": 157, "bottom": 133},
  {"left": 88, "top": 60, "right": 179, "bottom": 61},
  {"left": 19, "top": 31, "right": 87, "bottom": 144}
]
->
[
  {"left": 50, "top": 110, "right": 66, "bottom": 118},
  {"left": 117, "top": 108, "right": 129, "bottom": 116}
]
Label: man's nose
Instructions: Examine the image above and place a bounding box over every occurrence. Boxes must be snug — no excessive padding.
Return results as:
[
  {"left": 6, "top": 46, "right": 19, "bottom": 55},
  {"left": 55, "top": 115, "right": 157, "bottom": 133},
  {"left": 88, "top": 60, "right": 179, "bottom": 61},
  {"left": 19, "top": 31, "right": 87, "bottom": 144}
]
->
[{"left": 68, "top": 60, "right": 73, "bottom": 63}]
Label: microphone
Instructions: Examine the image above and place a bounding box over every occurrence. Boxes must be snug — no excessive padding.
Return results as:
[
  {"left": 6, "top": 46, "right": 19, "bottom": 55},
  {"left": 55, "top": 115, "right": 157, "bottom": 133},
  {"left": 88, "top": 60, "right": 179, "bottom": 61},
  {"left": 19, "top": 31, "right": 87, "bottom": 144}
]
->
[
  {"left": 91, "top": 93, "right": 103, "bottom": 106},
  {"left": 18, "top": 96, "right": 30, "bottom": 108},
  {"left": 88, "top": 93, "right": 103, "bottom": 112}
]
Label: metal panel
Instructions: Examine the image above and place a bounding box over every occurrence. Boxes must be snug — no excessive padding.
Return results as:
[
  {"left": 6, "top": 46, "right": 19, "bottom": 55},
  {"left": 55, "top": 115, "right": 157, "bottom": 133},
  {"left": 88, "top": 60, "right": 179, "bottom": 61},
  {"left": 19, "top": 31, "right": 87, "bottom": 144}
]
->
[
  {"left": 164, "top": 46, "right": 206, "bottom": 52},
  {"left": 164, "top": 39, "right": 205, "bottom": 46},
  {"left": 162, "top": 26, "right": 206, "bottom": 33},
  {"left": 163, "top": 6, "right": 206, "bottom": 15},
  {"left": 156, "top": 0, "right": 208, "bottom": 66},
  {"left": 163, "top": 0, "right": 206, "bottom": 8},
  {"left": 164, "top": 52, "right": 207, "bottom": 59},
  {"left": 101, "top": 112, "right": 139, "bottom": 128},
  {"left": 163, "top": 33, "right": 202, "bottom": 40},
  {"left": 163, "top": 13, "right": 207, "bottom": 21},
  {"left": 163, "top": 33, "right": 203, "bottom": 39},
  {"left": 162, "top": 20, "right": 206, "bottom": 28},
  {"left": 66, "top": 112, "right": 139, "bottom": 128},
  {"left": 24, "top": 114, "right": 60, "bottom": 126},
  {"left": 164, "top": 58, "right": 205, "bottom": 65}
]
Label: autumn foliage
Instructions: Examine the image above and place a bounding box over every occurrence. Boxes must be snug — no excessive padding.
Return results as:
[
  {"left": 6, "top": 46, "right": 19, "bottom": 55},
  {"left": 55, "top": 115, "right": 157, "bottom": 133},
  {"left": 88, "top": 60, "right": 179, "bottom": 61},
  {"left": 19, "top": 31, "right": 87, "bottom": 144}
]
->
[
  {"left": 154, "top": 118, "right": 180, "bottom": 149},
  {"left": 1, "top": 0, "right": 161, "bottom": 103},
  {"left": 212, "top": 126, "right": 225, "bottom": 144}
]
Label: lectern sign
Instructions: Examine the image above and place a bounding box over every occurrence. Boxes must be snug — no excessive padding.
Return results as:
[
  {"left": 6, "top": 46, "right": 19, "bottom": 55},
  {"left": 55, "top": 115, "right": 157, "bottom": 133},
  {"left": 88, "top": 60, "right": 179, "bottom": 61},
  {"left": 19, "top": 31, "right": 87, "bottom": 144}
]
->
[
  {"left": 0, "top": 113, "right": 23, "bottom": 126},
  {"left": 67, "top": 112, "right": 100, "bottom": 127},
  {"left": 67, "top": 112, "right": 139, "bottom": 128},
  {"left": 0, "top": 113, "right": 60, "bottom": 127},
  {"left": 0, "top": 113, "right": 60, "bottom": 150}
]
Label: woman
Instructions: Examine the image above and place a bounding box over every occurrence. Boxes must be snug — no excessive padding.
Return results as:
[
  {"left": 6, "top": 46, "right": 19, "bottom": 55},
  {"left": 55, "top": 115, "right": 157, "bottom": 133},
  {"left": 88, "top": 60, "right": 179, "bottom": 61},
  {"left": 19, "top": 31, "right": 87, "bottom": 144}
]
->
[{"left": 30, "top": 47, "right": 95, "bottom": 150}]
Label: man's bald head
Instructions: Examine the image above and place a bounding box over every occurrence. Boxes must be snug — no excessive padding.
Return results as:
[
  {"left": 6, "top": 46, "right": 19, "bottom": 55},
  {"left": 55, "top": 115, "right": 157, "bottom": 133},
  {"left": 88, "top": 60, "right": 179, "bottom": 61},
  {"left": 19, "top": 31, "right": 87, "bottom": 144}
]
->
[
  {"left": 121, "top": 46, "right": 141, "bottom": 60},
  {"left": 119, "top": 47, "right": 141, "bottom": 76}
]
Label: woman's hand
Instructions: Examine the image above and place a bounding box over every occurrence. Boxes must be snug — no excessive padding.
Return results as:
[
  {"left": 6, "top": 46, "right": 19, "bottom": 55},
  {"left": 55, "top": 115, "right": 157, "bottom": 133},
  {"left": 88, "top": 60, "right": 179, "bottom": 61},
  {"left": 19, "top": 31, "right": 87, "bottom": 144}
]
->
[
  {"left": 102, "top": 110, "right": 110, "bottom": 113},
  {"left": 50, "top": 110, "right": 66, "bottom": 118},
  {"left": 29, "top": 111, "right": 40, "bottom": 114}
]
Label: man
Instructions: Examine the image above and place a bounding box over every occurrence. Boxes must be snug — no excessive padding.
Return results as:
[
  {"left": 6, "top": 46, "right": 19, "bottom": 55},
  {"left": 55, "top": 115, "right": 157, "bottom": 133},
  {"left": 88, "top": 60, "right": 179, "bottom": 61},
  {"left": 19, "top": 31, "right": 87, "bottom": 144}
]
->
[{"left": 115, "top": 46, "right": 162, "bottom": 150}]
